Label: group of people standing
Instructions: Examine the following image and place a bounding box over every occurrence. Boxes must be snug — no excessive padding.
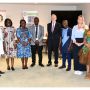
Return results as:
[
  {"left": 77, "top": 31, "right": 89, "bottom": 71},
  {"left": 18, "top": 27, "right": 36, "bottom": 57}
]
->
[
  {"left": 0, "top": 14, "right": 90, "bottom": 80},
  {"left": 0, "top": 17, "right": 45, "bottom": 76}
]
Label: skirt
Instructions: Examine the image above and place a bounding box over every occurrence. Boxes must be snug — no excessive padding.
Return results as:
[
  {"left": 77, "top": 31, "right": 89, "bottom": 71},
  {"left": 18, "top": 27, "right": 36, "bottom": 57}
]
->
[{"left": 79, "top": 46, "right": 90, "bottom": 65}]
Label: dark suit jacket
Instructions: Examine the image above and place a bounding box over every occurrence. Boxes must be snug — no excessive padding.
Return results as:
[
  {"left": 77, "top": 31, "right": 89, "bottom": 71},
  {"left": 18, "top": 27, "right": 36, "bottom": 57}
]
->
[{"left": 47, "top": 22, "right": 61, "bottom": 48}]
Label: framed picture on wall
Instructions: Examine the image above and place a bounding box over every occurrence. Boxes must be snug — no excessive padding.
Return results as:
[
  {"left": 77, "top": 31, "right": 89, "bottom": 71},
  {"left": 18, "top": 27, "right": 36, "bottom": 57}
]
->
[{"left": 22, "top": 11, "right": 38, "bottom": 26}]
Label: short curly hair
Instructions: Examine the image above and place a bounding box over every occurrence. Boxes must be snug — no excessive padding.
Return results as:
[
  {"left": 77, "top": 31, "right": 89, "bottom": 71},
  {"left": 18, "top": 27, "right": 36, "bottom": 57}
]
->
[
  {"left": 20, "top": 19, "right": 26, "bottom": 27},
  {"left": 4, "top": 18, "right": 12, "bottom": 27}
]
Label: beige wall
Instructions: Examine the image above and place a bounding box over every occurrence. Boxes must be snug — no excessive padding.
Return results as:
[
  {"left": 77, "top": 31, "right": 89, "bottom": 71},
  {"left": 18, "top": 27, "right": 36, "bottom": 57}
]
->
[
  {"left": 0, "top": 3, "right": 90, "bottom": 35},
  {"left": 77, "top": 4, "right": 90, "bottom": 26},
  {"left": 0, "top": 3, "right": 77, "bottom": 35}
]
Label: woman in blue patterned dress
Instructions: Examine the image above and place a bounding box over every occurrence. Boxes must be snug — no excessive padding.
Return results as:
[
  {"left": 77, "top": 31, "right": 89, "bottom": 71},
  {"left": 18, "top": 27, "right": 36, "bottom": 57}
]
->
[{"left": 16, "top": 19, "right": 32, "bottom": 69}]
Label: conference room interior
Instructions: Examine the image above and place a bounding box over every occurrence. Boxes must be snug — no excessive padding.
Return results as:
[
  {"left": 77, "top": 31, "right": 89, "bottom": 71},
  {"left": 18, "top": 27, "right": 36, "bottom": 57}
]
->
[{"left": 0, "top": 3, "right": 90, "bottom": 87}]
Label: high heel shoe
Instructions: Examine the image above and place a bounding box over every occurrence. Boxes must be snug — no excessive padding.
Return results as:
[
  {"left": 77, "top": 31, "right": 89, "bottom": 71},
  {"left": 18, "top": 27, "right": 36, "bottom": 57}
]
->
[
  {"left": 22, "top": 66, "right": 25, "bottom": 69},
  {"left": 7, "top": 66, "right": 10, "bottom": 70},
  {"left": 25, "top": 66, "right": 28, "bottom": 69},
  {"left": 0, "top": 71, "right": 5, "bottom": 74},
  {"left": 11, "top": 67, "right": 15, "bottom": 71}
]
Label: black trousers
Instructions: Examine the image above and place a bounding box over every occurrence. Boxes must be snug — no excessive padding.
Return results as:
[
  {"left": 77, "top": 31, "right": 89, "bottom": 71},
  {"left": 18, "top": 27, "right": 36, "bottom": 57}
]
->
[
  {"left": 73, "top": 44, "right": 86, "bottom": 71},
  {"left": 31, "top": 45, "right": 43, "bottom": 64},
  {"left": 48, "top": 44, "right": 58, "bottom": 64}
]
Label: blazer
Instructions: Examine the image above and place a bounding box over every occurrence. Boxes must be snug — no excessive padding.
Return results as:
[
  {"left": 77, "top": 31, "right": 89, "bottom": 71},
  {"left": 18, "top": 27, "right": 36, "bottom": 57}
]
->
[
  {"left": 47, "top": 22, "right": 61, "bottom": 48},
  {"left": 29, "top": 24, "right": 44, "bottom": 46}
]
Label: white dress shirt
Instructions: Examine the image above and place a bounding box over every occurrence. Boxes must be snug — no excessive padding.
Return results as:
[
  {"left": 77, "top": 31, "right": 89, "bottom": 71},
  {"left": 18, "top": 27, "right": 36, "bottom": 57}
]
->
[
  {"left": 51, "top": 21, "right": 56, "bottom": 32},
  {"left": 35, "top": 25, "right": 40, "bottom": 40}
]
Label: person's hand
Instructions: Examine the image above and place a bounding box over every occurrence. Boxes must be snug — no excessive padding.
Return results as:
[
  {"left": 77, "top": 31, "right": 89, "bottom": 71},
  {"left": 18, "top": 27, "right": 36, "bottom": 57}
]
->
[
  {"left": 17, "top": 38, "right": 20, "bottom": 43},
  {"left": 13, "top": 43, "right": 17, "bottom": 49},
  {"left": 77, "top": 43, "right": 81, "bottom": 46},
  {"left": 35, "top": 40, "right": 39, "bottom": 46},
  {"left": 3, "top": 46, "right": 7, "bottom": 54},
  {"left": 75, "top": 42, "right": 79, "bottom": 46},
  {"left": 28, "top": 38, "right": 31, "bottom": 43},
  {"left": 77, "top": 43, "right": 83, "bottom": 46},
  {"left": 68, "top": 47, "right": 71, "bottom": 52},
  {"left": 75, "top": 42, "right": 83, "bottom": 46},
  {"left": 22, "top": 41, "right": 28, "bottom": 46},
  {"left": 4, "top": 32, "right": 8, "bottom": 38}
]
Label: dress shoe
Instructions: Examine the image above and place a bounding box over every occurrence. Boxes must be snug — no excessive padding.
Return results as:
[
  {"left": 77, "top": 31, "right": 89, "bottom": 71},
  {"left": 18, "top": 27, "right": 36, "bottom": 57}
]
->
[
  {"left": 39, "top": 64, "right": 44, "bottom": 67},
  {"left": 30, "top": 63, "right": 35, "bottom": 67},
  {"left": 7, "top": 66, "right": 10, "bottom": 70},
  {"left": 25, "top": 66, "right": 28, "bottom": 69},
  {"left": 54, "top": 64, "right": 58, "bottom": 67},
  {"left": 59, "top": 65, "right": 66, "bottom": 69},
  {"left": 0, "top": 71, "right": 5, "bottom": 74},
  {"left": 11, "top": 67, "right": 15, "bottom": 71},
  {"left": 66, "top": 68, "right": 71, "bottom": 71},
  {"left": 22, "top": 67, "right": 25, "bottom": 69},
  {"left": 47, "top": 63, "right": 52, "bottom": 66}
]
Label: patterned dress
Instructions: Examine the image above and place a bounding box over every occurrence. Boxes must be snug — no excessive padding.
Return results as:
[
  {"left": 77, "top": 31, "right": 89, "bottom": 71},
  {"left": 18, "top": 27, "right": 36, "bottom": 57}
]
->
[
  {"left": 4, "top": 27, "right": 16, "bottom": 58},
  {"left": 16, "top": 27, "right": 32, "bottom": 58},
  {"left": 82, "top": 30, "right": 90, "bottom": 65}
]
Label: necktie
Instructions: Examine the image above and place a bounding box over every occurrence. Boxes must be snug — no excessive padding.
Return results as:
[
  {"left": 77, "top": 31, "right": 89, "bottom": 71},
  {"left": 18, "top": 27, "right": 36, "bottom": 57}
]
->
[
  {"left": 52, "top": 22, "right": 55, "bottom": 32},
  {"left": 36, "top": 25, "right": 38, "bottom": 38}
]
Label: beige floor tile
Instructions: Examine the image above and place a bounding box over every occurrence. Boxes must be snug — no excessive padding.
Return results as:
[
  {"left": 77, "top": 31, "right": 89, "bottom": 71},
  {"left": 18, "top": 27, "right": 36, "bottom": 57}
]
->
[{"left": 0, "top": 54, "right": 90, "bottom": 87}]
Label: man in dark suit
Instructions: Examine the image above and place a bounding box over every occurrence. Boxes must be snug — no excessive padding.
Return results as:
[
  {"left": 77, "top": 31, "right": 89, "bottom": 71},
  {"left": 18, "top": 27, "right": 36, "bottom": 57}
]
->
[{"left": 47, "top": 14, "right": 61, "bottom": 67}]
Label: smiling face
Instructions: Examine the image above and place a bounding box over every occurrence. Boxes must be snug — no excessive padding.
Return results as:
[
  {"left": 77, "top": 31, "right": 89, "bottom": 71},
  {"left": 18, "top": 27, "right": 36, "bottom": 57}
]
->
[
  {"left": 77, "top": 16, "right": 84, "bottom": 25},
  {"left": 20, "top": 20, "right": 26, "bottom": 29},
  {"left": 62, "top": 20, "right": 68, "bottom": 28},
  {"left": 7, "top": 20, "right": 12, "bottom": 27},
  {"left": 34, "top": 17, "right": 39, "bottom": 26},
  {"left": 5, "top": 18, "right": 12, "bottom": 27},
  {"left": 51, "top": 14, "right": 57, "bottom": 22},
  {"left": 77, "top": 15, "right": 85, "bottom": 29}
]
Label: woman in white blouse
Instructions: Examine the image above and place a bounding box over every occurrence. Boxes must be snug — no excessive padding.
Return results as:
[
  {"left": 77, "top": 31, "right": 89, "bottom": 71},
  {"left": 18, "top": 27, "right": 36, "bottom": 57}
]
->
[
  {"left": 0, "top": 27, "right": 5, "bottom": 76},
  {"left": 71, "top": 15, "right": 87, "bottom": 75},
  {"left": 0, "top": 27, "right": 4, "bottom": 55}
]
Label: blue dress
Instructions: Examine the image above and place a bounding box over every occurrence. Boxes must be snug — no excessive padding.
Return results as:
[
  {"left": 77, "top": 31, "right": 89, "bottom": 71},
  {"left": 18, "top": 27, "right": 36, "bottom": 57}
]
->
[{"left": 16, "top": 27, "right": 32, "bottom": 58}]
